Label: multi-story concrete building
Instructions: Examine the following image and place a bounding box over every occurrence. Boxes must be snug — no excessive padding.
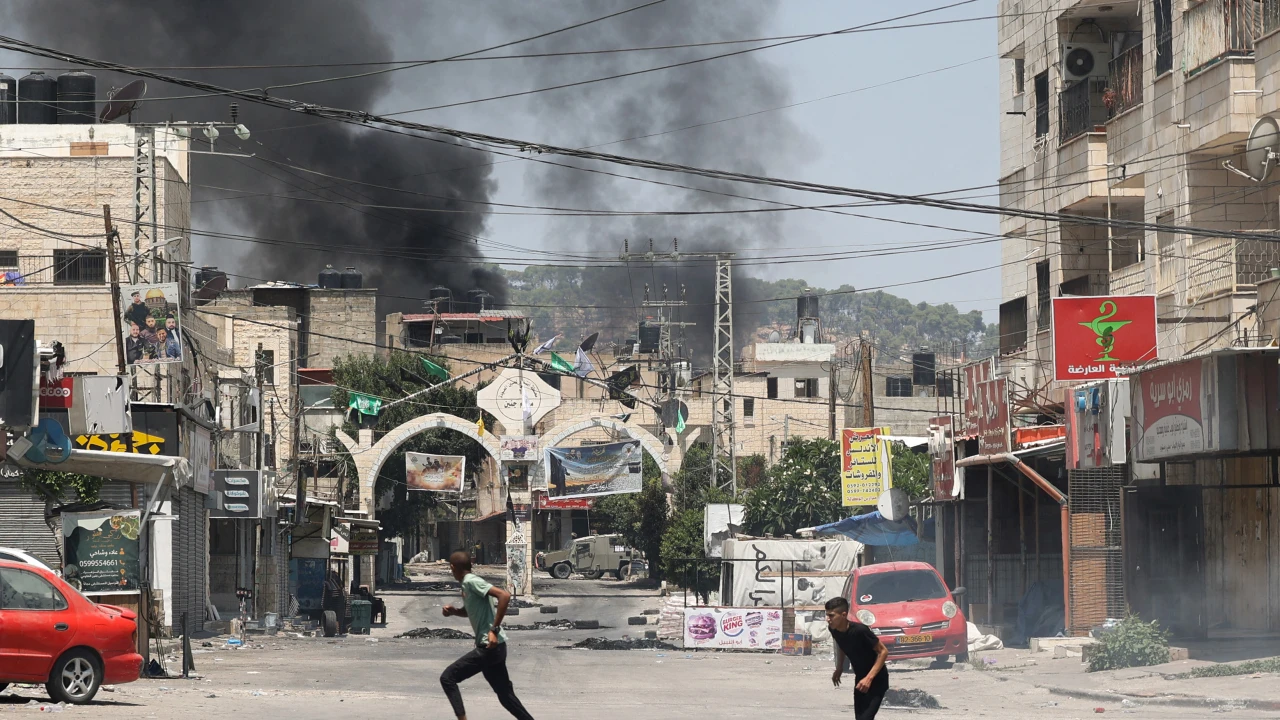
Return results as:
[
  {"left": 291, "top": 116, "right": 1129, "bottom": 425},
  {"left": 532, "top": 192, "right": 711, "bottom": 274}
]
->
[{"left": 997, "top": 0, "right": 1280, "bottom": 389}]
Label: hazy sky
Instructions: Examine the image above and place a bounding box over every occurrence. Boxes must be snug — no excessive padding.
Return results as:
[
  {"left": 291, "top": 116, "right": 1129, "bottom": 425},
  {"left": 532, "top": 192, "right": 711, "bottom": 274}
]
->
[{"left": 1, "top": 0, "right": 1001, "bottom": 319}]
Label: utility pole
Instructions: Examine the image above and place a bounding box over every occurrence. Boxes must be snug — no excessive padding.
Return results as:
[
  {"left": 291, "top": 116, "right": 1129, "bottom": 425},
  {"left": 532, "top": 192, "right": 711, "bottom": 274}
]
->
[
  {"left": 828, "top": 361, "right": 837, "bottom": 440},
  {"left": 860, "top": 339, "right": 875, "bottom": 428},
  {"left": 103, "top": 204, "right": 126, "bottom": 375}
]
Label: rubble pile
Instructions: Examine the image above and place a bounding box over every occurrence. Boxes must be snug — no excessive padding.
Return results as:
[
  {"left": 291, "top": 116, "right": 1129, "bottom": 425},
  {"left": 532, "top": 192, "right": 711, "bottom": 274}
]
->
[
  {"left": 885, "top": 688, "right": 941, "bottom": 709},
  {"left": 505, "top": 619, "right": 574, "bottom": 631},
  {"left": 571, "top": 637, "right": 678, "bottom": 651},
  {"left": 396, "top": 627, "right": 474, "bottom": 640}
]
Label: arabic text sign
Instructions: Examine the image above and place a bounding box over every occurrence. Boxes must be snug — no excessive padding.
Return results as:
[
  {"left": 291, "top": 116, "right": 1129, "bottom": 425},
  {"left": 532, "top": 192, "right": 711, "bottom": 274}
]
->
[
  {"left": 961, "top": 360, "right": 992, "bottom": 437},
  {"left": 928, "top": 416, "right": 956, "bottom": 499},
  {"left": 1053, "top": 295, "right": 1157, "bottom": 381},
  {"left": 841, "top": 427, "right": 891, "bottom": 507},
  {"left": 684, "top": 607, "right": 784, "bottom": 650},
  {"left": 976, "top": 378, "right": 1010, "bottom": 455},
  {"left": 210, "top": 470, "right": 262, "bottom": 518},
  {"left": 545, "top": 440, "right": 642, "bottom": 499},
  {"left": 62, "top": 510, "right": 141, "bottom": 595},
  {"left": 406, "top": 452, "right": 465, "bottom": 492},
  {"left": 1133, "top": 357, "right": 1205, "bottom": 461}
]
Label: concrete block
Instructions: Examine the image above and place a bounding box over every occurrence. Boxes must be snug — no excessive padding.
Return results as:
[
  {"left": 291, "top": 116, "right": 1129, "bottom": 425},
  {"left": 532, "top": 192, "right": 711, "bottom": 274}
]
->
[{"left": 1031, "top": 636, "right": 1098, "bottom": 654}]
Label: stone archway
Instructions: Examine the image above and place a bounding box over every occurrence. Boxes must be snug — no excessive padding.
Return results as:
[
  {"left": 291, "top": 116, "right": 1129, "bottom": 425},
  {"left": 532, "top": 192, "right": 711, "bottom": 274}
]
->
[
  {"left": 539, "top": 414, "right": 676, "bottom": 478},
  {"left": 335, "top": 412, "right": 501, "bottom": 511}
]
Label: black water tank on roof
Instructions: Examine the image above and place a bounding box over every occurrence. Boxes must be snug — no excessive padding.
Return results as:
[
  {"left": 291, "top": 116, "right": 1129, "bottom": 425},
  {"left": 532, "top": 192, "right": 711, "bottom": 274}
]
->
[
  {"left": 56, "top": 71, "right": 95, "bottom": 124},
  {"left": 340, "top": 266, "right": 362, "bottom": 289},
  {"left": 797, "top": 289, "right": 820, "bottom": 321},
  {"left": 438, "top": 334, "right": 462, "bottom": 345},
  {"left": 18, "top": 72, "right": 57, "bottom": 124},
  {"left": 318, "top": 264, "right": 341, "bottom": 288},
  {"left": 638, "top": 321, "right": 660, "bottom": 354},
  {"left": 464, "top": 289, "right": 485, "bottom": 313},
  {"left": 429, "top": 286, "right": 453, "bottom": 313},
  {"left": 912, "top": 352, "right": 936, "bottom": 387},
  {"left": 0, "top": 74, "right": 16, "bottom": 124}
]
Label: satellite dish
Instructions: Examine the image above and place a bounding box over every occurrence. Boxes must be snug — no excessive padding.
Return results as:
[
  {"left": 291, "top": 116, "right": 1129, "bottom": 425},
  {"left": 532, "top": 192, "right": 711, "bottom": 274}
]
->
[
  {"left": 660, "top": 399, "right": 689, "bottom": 429},
  {"left": 99, "top": 80, "right": 147, "bottom": 123},
  {"left": 877, "top": 488, "right": 909, "bottom": 522},
  {"left": 768, "top": 330, "right": 781, "bottom": 343},
  {"left": 1244, "top": 115, "right": 1280, "bottom": 181}
]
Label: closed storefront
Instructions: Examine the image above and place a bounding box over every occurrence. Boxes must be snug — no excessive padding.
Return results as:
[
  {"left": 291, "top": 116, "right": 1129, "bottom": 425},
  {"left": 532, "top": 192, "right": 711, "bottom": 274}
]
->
[
  {"left": 171, "top": 485, "right": 208, "bottom": 633},
  {"left": 0, "top": 478, "right": 59, "bottom": 567}
]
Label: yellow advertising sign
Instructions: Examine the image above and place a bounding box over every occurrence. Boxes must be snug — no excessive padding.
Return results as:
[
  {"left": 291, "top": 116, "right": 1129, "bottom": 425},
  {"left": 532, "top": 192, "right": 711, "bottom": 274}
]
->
[
  {"left": 841, "top": 427, "right": 893, "bottom": 507},
  {"left": 73, "top": 430, "right": 167, "bottom": 455}
]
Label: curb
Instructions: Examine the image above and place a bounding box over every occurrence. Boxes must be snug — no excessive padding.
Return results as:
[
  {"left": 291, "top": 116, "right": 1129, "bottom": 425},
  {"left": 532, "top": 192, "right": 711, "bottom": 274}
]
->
[{"left": 1038, "top": 684, "right": 1280, "bottom": 711}]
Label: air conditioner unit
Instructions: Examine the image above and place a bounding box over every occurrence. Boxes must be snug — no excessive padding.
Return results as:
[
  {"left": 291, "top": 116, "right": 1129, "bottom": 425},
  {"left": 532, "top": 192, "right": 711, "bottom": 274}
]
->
[{"left": 1062, "top": 43, "right": 1111, "bottom": 82}]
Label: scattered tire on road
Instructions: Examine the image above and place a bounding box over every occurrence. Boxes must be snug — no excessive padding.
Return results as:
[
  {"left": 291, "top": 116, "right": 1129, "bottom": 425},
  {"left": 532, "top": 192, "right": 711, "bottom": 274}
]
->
[
  {"left": 572, "top": 619, "right": 600, "bottom": 630},
  {"left": 507, "top": 608, "right": 520, "bottom": 616},
  {"left": 627, "top": 616, "right": 647, "bottom": 626},
  {"left": 539, "top": 606, "right": 559, "bottom": 614},
  {"left": 644, "top": 630, "right": 658, "bottom": 639},
  {"left": 641, "top": 609, "right": 660, "bottom": 616}
]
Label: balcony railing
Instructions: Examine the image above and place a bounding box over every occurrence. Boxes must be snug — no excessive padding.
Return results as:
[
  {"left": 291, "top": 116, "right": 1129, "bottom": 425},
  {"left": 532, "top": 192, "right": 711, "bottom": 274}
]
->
[
  {"left": 0, "top": 253, "right": 107, "bottom": 286},
  {"left": 1109, "top": 261, "right": 1148, "bottom": 296},
  {"left": 1185, "top": 0, "right": 1265, "bottom": 74},
  {"left": 1059, "top": 78, "right": 1107, "bottom": 143},
  {"left": 1107, "top": 42, "right": 1143, "bottom": 117},
  {"left": 1185, "top": 236, "right": 1280, "bottom": 301}
]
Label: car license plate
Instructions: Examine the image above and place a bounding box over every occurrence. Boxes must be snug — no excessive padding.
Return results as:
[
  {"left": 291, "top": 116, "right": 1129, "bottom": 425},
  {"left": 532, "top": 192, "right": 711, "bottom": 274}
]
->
[{"left": 899, "top": 634, "right": 932, "bottom": 644}]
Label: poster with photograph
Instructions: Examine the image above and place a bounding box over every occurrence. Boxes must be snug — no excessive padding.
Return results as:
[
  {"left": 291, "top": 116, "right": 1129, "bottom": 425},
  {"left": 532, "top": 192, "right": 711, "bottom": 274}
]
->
[
  {"left": 405, "top": 452, "right": 465, "bottom": 492},
  {"left": 120, "top": 283, "right": 183, "bottom": 365},
  {"left": 62, "top": 510, "right": 141, "bottom": 595},
  {"left": 545, "top": 440, "right": 643, "bottom": 499}
]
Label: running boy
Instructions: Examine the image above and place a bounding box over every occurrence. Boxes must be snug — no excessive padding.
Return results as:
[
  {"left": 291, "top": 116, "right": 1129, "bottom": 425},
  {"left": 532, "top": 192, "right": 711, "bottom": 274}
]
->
[
  {"left": 440, "top": 551, "right": 535, "bottom": 720},
  {"left": 826, "top": 596, "right": 890, "bottom": 720}
]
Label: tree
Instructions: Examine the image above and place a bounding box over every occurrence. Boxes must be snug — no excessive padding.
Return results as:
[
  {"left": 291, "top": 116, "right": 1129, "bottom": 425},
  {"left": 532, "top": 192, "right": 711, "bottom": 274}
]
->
[
  {"left": 660, "top": 507, "right": 718, "bottom": 603},
  {"left": 591, "top": 454, "right": 669, "bottom": 577},
  {"left": 671, "top": 442, "right": 730, "bottom": 513},
  {"left": 742, "top": 437, "right": 844, "bottom": 536},
  {"left": 330, "top": 351, "right": 490, "bottom": 541},
  {"left": 890, "top": 442, "right": 930, "bottom": 501},
  {"left": 20, "top": 470, "right": 103, "bottom": 504}
]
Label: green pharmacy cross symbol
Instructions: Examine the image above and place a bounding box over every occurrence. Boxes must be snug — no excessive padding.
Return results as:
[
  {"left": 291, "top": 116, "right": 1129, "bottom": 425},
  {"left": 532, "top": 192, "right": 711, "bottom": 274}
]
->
[{"left": 1079, "top": 300, "right": 1131, "bottom": 361}]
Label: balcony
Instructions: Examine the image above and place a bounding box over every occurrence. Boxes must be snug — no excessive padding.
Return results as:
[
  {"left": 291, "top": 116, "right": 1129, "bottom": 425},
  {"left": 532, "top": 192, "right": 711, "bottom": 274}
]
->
[
  {"left": 1185, "top": 0, "right": 1265, "bottom": 74},
  {"left": 1059, "top": 78, "right": 1108, "bottom": 144},
  {"left": 1185, "top": 236, "right": 1280, "bottom": 302},
  {"left": 0, "top": 252, "right": 108, "bottom": 286},
  {"left": 1107, "top": 42, "right": 1143, "bottom": 117},
  {"left": 1109, "top": 260, "right": 1149, "bottom": 296}
]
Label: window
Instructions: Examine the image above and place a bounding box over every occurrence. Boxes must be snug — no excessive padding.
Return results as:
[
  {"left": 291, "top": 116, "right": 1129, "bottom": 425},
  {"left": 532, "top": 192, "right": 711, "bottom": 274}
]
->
[
  {"left": 886, "top": 377, "right": 913, "bottom": 397},
  {"left": 53, "top": 249, "right": 105, "bottom": 285},
  {"left": 999, "top": 297, "right": 1028, "bottom": 356},
  {"left": 766, "top": 377, "right": 778, "bottom": 399},
  {"left": 1013, "top": 57, "right": 1026, "bottom": 95},
  {"left": 1034, "top": 71, "right": 1050, "bottom": 138},
  {"left": 0, "top": 250, "right": 16, "bottom": 268},
  {"left": 405, "top": 323, "right": 432, "bottom": 348},
  {"left": 1154, "top": 0, "right": 1173, "bottom": 75},
  {"left": 256, "top": 347, "right": 275, "bottom": 385},
  {"left": 0, "top": 567, "right": 67, "bottom": 610},
  {"left": 743, "top": 397, "right": 755, "bottom": 418},
  {"left": 1035, "top": 260, "right": 1051, "bottom": 330},
  {"left": 853, "top": 570, "right": 947, "bottom": 606},
  {"left": 794, "top": 378, "right": 819, "bottom": 398}
]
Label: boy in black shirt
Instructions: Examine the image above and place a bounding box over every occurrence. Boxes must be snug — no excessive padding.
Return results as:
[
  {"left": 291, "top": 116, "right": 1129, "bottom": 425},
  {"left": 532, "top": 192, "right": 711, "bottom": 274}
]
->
[{"left": 826, "top": 596, "right": 889, "bottom": 720}]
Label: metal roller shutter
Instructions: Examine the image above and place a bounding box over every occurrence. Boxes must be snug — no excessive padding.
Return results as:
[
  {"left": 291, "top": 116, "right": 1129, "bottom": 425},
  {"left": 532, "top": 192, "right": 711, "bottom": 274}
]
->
[
  {"left": 171, "top": 486, "right": 207, "bottom": 633},
  {"left": 97, "top": 480, "right": 137, "bottom": 508},
  {"left": 0, "top": 479, "right": 60, "bottom": 568}
]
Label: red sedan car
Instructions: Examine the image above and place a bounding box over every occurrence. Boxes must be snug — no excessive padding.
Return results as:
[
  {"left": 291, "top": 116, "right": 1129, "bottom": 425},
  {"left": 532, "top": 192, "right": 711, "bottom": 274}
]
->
[
  {"left": 843, "top": 561, "right": 969, "bottom": 663},
  {"left": 0, "top": 560, "right": 143, "bottom": 704}
]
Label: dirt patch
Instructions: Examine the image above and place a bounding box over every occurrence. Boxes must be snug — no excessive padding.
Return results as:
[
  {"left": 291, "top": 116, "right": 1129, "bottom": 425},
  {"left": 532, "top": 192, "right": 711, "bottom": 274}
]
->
[
  {"left": 569, "top": 637, "right": 678, "bottom": 651},
  {"left": 396, "top": 627, "right": 474, "bottom": 640},
  {"left": 885, "top": 688, "right": 942, "bottom": 709}
]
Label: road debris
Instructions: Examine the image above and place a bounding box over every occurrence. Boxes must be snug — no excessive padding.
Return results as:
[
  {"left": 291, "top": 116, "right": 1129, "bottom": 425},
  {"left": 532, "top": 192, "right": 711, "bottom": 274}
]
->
[
  {"left": 570, "top": 637, "right": 679, "bottom": 651},
  {"left": 885, "top": 688, "right": 942, "bottom": 709},
  {"left": 504, "top": 619, "right": 574, "bottom": 631},
  {"left": 396, "top": 627, "right": 474, "bottom": 640}
]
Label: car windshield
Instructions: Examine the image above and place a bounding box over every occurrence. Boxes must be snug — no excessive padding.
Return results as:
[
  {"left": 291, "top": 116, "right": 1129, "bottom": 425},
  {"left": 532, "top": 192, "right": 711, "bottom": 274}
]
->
[{"left": 855, "top": 570, "right": 948, "bottom": 605}]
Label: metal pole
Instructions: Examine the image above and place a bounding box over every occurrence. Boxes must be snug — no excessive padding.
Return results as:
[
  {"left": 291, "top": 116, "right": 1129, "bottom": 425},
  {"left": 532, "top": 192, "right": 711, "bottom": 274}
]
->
[
  {"left": 1019, "top": 476, "right": 1027, "bottom": 597},
  {"left": 828, "top": 361, "right": 837, "bottom": 440},
  {"left": 987, "top": 468, "right": 994, "bottom": 626},
  {"left": 104, "top": 205, "right": 127, "bottom": 376},
  {"left": 861, "top": 340, "right": 875, "bottom": 427}
]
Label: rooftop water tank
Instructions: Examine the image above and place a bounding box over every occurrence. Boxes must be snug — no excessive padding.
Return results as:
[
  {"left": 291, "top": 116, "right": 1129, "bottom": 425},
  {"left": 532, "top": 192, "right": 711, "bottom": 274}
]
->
[
  {"left": 0, "top": 73, "right": 16, "bottom": 124},
  {"left": 18, "top": 71, "right": 57, "bottom": 124},
  {"left": 797, "top": 289, "right": 820, "bottom": 322},
  {"left": 340, "top": 266, "right": 362, "bottom": 289},
  {"left": 318, "top": 264, "right": 341, "bottom": 288},
  {"left": 429, "top": 286, "right": 453, "bottom": 313},
  {"left": 55, "top": 71, "right": 95, "bottom": 124}
]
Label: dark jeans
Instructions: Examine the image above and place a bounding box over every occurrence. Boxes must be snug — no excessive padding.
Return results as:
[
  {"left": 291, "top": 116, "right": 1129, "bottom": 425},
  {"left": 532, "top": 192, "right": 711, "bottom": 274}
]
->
[
  {"left": 440, "top": 643, "right": 534, "bottom": 719},
  {"left": 854, "top": 687, "right": 886, "bottom": 720}
]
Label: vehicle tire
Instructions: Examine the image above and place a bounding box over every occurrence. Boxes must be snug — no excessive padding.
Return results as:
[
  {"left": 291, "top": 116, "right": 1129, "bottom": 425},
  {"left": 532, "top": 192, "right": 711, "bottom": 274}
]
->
[
  {"left": 583, "top": 570, "right": 603, "bottom": 580},
  {"left": 322, "top": 610, "right": 339, "bottom": 637},
  {"left": 551, "top": 563, "right": 572, "bottom": 580},
  {"left": 0, "top": 682, "right": 7, "bottom": 693},
  {"left": 615, "top": 564, "right": 630, "bottom": 580},
  {"left": 45, "top": 649, "right": 101, "bottom": 705},
  {"left": 955, "top": 650, "right": 970, "bottom": 663}
]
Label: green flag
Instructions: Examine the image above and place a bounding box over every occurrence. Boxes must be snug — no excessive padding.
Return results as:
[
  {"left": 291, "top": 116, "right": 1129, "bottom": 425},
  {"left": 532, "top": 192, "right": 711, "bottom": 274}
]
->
[
  {"left": 348, "top": 392, "right": 382, "bottom": 417},
  {"left": 549, "top": 352, "right": 574, "bottom": 373},
  {"left": 420, "top": 357, "right": 449, "bottom": 382},
  {"left": 675, "top": 408, "right": 686, "bottom": 434}
]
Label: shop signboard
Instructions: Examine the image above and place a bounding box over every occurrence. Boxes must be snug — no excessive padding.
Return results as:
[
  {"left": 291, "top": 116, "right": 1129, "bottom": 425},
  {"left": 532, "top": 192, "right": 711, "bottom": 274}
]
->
[
  {"left": 62, "top": 510, "right": 141, "bottom": 595},
  {"left": 535, "top": 495, "right": 592, "bottom": 510},
  {"left": 928, "top": 416, "right": 957, "bottom": 499},
  {"left": 38, "top": 376, "right": 73, "bottom": 409},
  {"left": 209, "top": 469, "right": 262, "bottom": 519},
  {"left": 840, "top": 427, "right": 892, "bottom": 507},
  {"left": 961, "top": 359, "right": 992, "bottom": 437},
  {"left": 683, "top": 607, "right": 784, "bottom": 650},
  {"left": 1132, "top": 357, "right": 1211, "bottom": 461},
  {"left": 976, "top": 378, "right": 1010, "bottom": 455},
  {"left": 349, "top": 526, "right": 379, "bottom": 556},
  {"left": 1052, "top": 295, "right": 1157, "bottom": 381}
]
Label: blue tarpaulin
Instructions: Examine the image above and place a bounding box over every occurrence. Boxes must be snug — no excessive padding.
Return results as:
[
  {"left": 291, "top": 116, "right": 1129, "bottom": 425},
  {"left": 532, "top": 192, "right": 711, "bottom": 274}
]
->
[{"left": 813, "top": 511, "right": 920, "bottom": 546}]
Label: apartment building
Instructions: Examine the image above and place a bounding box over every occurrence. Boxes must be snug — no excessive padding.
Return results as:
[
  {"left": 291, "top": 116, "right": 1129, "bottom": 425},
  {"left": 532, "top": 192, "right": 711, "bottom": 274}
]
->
[{"left": 998, "top": 0, "right": 1280, "bottom": 389}]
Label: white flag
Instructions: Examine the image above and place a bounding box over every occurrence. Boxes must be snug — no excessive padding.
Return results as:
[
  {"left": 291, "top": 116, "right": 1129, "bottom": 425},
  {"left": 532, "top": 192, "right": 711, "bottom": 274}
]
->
[
  {"left": 522, "top": 385, "right": 533, "bottom": 422},
  {"left": 575, "top": 347, "right": 594, "bottom": 378},
  {"left": 531, "top": 334, "right": 561, "bottom": 355}
]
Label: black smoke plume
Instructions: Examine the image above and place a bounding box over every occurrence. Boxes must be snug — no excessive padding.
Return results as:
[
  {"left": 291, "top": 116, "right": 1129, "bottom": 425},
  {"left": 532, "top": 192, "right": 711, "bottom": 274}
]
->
[{"left": 3, "top": 1, "right": 507, "bottom": 315}]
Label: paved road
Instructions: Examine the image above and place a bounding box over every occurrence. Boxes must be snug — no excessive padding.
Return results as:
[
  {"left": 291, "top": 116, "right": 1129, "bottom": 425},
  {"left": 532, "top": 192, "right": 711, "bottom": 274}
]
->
[{"left": 2, "top": 575, "right": 1275, "bottom": 718}]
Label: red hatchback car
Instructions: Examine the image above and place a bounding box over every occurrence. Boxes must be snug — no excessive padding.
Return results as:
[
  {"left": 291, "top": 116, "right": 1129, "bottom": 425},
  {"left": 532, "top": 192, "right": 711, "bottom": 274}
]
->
[
  {"left": 0, "top": 560, "right": 143, "bottom": 704},
  {"left": 843, "top": 561, "right": 969, "bottom": 663}
]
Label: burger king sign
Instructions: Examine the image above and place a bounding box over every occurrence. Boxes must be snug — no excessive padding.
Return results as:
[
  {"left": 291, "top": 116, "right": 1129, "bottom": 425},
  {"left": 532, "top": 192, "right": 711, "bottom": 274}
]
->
[{"left": 682, "top": 607, "right": 783, "bottom": 650}]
